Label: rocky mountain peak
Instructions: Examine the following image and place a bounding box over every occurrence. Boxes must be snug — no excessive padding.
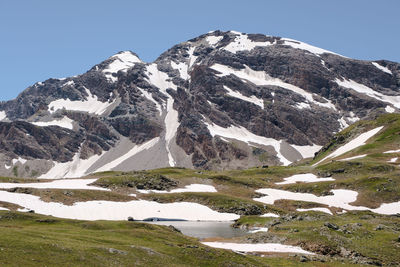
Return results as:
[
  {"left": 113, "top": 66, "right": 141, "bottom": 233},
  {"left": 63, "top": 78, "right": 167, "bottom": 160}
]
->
[{"left": 0, "top": 31, "right": 399, "bottom": 178}]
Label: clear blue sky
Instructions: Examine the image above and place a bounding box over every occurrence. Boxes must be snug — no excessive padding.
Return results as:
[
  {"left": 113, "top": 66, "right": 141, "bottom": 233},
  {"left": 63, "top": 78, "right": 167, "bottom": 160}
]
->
[{"left": 1, "top": 0, "right": 399, "bottom": 101}]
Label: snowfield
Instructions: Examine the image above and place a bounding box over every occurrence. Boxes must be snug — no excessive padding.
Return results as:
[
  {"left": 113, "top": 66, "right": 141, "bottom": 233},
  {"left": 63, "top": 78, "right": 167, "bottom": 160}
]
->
[
  {"left": 31, "top": 116, "right": 74, "bottom": 130},
  {"left": 0, "top": 190, "right": 239, "bottom": 221},
  {"left": 39, "top": 152, "right": 104, "bottom": 179},
  {"left": 254, "top": 188, "right": 400, "bottom": 215},
  {"left": 371, "top": 62, "right": 392, "bottom": 75},
  {"left": 210, "top": 64, "right": 336, "bottom": 110},
  {"left": 202, "top": 242, "right": 314, "bottom": 254},
  {"left": 224, "top": 33, "right": 273, "bottom": 53},
  {"left": 95, "top": 137, "right": 160, "bottom": 173},
  {"left": 275, "top": 173, "right": 334, "bottom": 185},
  {"left": 223, "top": 85, "right": 264, "bottom": 109},
  {"left": 205, "top": 122, "right": 291, "bottom": 166},
  {"left": 314, "top": 126, "right": 384, "bottom": 165},
  {"left": 48, "top": 88, "right": 115, "bottom": 115},
  {"left": 103, "top": 51, "right": 142, "bottom": 82},
  {"left": 0, "top": 178, "right": 107, "bottom": 191},
  {"left": 336, "top": 78, "right": 400, "bottom": 109}
]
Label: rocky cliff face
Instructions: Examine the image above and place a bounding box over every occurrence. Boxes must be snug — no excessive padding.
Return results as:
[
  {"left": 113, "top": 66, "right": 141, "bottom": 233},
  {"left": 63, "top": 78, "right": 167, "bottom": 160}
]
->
[{"left": 0, "top": 30, "right": 399, "bottom": 178}]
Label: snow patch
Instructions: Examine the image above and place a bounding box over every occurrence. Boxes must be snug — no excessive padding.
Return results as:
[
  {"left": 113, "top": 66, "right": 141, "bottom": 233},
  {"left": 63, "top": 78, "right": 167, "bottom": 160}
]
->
[
  {"left": 206, "top": 35, "right": 223, "bottom": 46},
  {"left": 210, "top": 64, "right": 336, "bottom": 110},
  {"left": 171, "top": 61, "right": 189, "bottom": 80},
  {"left": 0, "top": 190, "right": 239, "bottom": 221},
  {"left": 0, "top": 178, "right": 108, "bottom": 191},
  {"left": 0, "top": 111, "right": 6, "bottom": 121},
  {"left": 384, "top": 149, "right": 400, "bottom": 154},
  {"left": 275, "top": 173, "right": 334, "bottom": 185},
  {"left": 187, "top": 47, "right": 198, "bottom": 69},
  {"left": 103, "top": 51, "right": 142, "bottom": 82},
  {"left": 0, "top": 207, "right": 9, "bottom": 211},
  {"left": 371, "top": 62, "right": 392, "bottom": 75},
  {"left": 224, "top": 33, "right": 273, "bottom": 53},
  {"left": 291, "top": 144, "right": 322, "bottom": 159},
  {"left": 295, "top": 102, "right": 310, "bottom": 109},
  {"left": 335, "top": 78, "right": 400, "bottom": 109},
  {"left": 202, "top": 242, "right": 314, "bottom": 254},
  {"left": 388, "top": 157, "right": 398, "bottom": 163},
  {"left": 137, "top": 87, "right": 162, "bottom": 116},
  {"left": 138, "top": 184, "right": 217, "bottom": 194},
  {"left": 95, "top": 137, "right": 160, "bottom": 172},
  {"left": 385, "top": 105, "right": 395, "bottom": 113},
  {"left": 255, "top": 188, "right": 400, "bottom": 215},
  {"left": 223, "top": 85, "right": 264, "bottom": 109},
  {"left": 48, "top": 88, "right": 115, "bottom": 115},
  {"left": 338, "top": 154, "right": 367, "bottom": 161},
  {"left": 145, "top": 64, "right": 179, "bottom": 167},
  {"left": 12, "top": 157, "right": 27, "bottom": 165},
  {"left": 248, "top": 227, "right": 269, "bottom": 234},
  {"left": 205, "top": 122, "right": 291, "bottom": 166},
  {"left": 314, "top": 126, "right": 383, "bottom": 165},
  {"left": 282, "top": 38, "right": 343, "bottom": 57},
  {"left": 39, "top": 152, "right": 104, "bottom": 179},
  {"left": 31, "top": 116, "right": 74, "bottom": 130},
  {"left": 260, "top": 213, "right": 280, "bottom": 218}
]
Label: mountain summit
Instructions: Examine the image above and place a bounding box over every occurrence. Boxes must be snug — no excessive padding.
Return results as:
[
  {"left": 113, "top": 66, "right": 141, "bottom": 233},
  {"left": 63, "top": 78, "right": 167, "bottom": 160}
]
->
[{"left": 0, "top": 30, "right": 399, "bottom": 178}]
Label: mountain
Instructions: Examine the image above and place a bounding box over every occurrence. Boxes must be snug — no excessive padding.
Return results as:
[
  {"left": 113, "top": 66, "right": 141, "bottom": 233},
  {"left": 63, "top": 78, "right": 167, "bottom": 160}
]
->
[{"left": 0, "top": 30, "right": 399, "bottom": 178}]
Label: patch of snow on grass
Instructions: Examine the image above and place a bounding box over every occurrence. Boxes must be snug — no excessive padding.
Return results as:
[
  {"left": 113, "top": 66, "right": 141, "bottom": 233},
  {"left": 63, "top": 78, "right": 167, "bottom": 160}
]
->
[
  {"left": 291, "top": 144, "right": 322, "bottom": 159},
  {"left": 275, "top": 173, "right": 334, "bottom": 185},
  {"left": 0, "top": 207, "right": 9, "bottom": 211},
  {"left": 95, "top": 137, "right": 160, "bottom": 172},
  {"left": 48, "top": 88, "right": 115, "bottom": 115},
  {"left": 384, "top": 149, "right": 400, "bottom": 154},
  {"left": 138, "top": 184, "right": 217, "bottom": 194},
  {"left": 385, "top": 105, "right": 395, "bottom": 113},
  {"left": 388, "top": 157, "right": 398, "bottom": 163},
  {"left": 254, "top": 188, "right": 400, "bottom": 215},
  {"left": 314, "top": 126, "right": 383, "bottom": 165},
  {"left": 335, "top": 78, "right": 400, "bottom": 108},
  {"left": 39, "top": 152, "right": 104, "bottom": 179},
  {"left": 372, "top": 62, "right": 392, "bottom": 75},
  {"left": 297, "top": 207, "right": 333, "bottom": 215},
  {"left": 31, "top": 116, "right": 74, "bottom": 130},
  {"left": 205, "top": 122, "right": 291, "bottom": 166},
  {"left": 248, "top": 227, "right": 269, "bottom": 233},
  {"left": 210, "top": 64, "right": 336, "bottom": 110},
  {"left": 260, "top": 213, "right": 280, "bottom": 218},
  {"left": 223, "top": 85, "right": 264, "bottom": 109},
  {"left": 224, "top": 33, "right": 273, "bottom": 53},
  {"left": 0, "top": 190, "right": 239, "bottom": 221},
  {"left": 103, "top": 51, "right": 142, "bottom": 82},
  {"left": 338, "top": 154, "right": 367, "bottom": 161},
  {"left": 202, "top": 242, "right": 314, "bottom": 254},
  {"left": 0, "top": 178, "right": 108, "bottom": 191}
]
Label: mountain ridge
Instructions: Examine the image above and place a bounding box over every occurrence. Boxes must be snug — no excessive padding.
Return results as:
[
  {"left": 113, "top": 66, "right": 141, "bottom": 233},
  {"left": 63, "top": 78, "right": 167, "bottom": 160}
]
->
[{"left": 0, "top": 30, "right": 399, "bottom": 178}]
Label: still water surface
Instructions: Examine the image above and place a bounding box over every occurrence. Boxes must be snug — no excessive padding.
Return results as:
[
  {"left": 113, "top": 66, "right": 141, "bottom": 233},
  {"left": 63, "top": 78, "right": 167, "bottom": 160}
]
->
[{"left": 148, "top": 221, "right": 248, "bottom": 239}]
